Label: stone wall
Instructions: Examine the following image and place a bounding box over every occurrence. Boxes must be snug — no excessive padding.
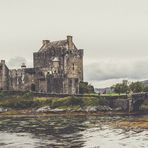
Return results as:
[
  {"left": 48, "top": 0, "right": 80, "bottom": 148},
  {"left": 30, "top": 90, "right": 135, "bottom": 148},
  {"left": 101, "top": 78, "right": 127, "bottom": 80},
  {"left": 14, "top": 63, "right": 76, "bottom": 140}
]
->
[
  {"left": 0, "top": 60, "right": 9, "bottom": 90},
  {"left": 9, "top": 68, "right": 35, "bottom": 91},
  {"left": 33, "top": 39, "right": 83, "bottom": 94},
  {"left": 0, "top": 36, "right": 84, "bottom": 94},
  {"left": 33, "top": 49, "right": 66, "bottom": 68}
]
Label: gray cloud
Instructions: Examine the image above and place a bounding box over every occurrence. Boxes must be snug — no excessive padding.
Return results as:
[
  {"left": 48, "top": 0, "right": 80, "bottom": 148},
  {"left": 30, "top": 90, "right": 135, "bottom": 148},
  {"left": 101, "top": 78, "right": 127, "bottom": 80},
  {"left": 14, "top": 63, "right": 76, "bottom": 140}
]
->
[
  {"left": 85, "top": 58, "right": 148, "bottom": 81},
  {"left": 6, "top": 57, "right": 148, "bottom": 88},
  {"left": 0, "top": 0, "right": 148, "bottom": 88},
  {"left": 7, "top": 57, "right": 27, "bottom": 69}
]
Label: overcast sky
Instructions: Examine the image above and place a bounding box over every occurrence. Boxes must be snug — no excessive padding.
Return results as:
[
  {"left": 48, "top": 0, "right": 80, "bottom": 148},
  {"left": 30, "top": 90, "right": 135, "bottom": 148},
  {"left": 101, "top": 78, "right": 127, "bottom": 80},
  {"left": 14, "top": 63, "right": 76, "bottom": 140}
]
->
[{"left": 0, "top": 0, "right": 148, "bottom": 88}]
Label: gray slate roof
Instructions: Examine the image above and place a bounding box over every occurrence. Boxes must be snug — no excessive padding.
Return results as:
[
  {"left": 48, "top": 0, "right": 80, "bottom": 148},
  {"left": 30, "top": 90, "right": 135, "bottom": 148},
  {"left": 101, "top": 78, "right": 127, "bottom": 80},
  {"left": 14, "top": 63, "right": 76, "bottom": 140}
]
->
[
  {"left": 39, "top": 40, "right": 67, "bottom": 52},
  {"left": 39, "top": 40, "right": 77, "bottom": 52}
]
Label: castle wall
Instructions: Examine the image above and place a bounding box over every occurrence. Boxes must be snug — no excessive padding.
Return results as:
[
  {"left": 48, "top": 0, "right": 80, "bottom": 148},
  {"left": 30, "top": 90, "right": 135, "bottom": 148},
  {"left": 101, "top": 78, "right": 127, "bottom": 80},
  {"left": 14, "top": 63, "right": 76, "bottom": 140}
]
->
[
  {"left": 66, "top": 49, "right": 83, "bottom": 80},
  {"left": 0, "top": 36, "right": 84, "bottom": 94},
  {"left": 0, "top": 60, "right": 9, "bottom": 90},
  {"left": 38, "top": 79, "right": 47, "bottom": 93},
  {"left": 33, "top": 48, "right": 66, "bottom": 68},
  {"left": 63, "top": 49, "right": 83, "bottom": 94},
  {"left": 33, "top": 47, "right": 83, "bottom": 94},
  {"left": 47, "top": 76, "right": 64, "bottom": 94},
  {"left": 9, "top": 68, "right": 35, "bottom": 91}
]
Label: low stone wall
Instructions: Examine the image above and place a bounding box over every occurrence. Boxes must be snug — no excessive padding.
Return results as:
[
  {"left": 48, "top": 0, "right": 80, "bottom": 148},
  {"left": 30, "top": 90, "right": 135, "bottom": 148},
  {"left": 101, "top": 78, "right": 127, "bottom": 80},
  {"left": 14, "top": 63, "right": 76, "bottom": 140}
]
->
[
  {"left": 0, "top": 91, "right": 129, "bottom": 111},
  {"left": 0, "top": 90, "right": 28, "bottom": 96}
]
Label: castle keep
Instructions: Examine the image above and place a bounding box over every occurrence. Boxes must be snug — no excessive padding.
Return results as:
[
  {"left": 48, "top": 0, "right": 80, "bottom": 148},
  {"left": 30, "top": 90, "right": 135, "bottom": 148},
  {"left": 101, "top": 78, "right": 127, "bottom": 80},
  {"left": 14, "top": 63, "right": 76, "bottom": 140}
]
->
[{"left": 0, "top": 36, "right": 83, "bottom": 94}]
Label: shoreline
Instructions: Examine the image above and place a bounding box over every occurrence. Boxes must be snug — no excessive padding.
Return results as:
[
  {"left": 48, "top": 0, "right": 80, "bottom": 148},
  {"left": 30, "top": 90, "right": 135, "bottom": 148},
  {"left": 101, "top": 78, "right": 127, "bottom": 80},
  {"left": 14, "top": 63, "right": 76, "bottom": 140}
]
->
[{"left": 0, "top": 110, "right": 148, "bottom": 118}]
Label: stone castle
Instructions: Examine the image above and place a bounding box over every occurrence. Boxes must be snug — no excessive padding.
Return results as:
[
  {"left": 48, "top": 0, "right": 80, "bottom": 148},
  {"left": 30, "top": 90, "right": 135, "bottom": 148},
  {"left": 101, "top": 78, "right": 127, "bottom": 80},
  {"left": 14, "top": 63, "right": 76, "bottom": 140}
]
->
[{"left": 0, "top": 36, "right": 83, "bottom": 94}]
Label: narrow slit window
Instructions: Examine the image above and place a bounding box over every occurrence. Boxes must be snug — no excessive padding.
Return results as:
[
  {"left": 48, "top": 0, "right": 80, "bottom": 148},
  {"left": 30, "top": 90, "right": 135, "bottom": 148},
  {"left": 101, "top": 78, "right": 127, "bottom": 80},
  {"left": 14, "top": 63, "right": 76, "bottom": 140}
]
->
[{"left": 73, "top": 63, "right": 74, "bottom": 70}]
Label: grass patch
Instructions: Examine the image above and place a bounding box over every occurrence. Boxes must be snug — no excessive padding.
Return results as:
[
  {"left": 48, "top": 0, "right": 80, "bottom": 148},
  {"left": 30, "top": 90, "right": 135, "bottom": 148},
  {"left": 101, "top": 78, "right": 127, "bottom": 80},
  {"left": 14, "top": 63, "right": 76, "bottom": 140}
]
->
[
  {"left": 0, "top": 95, "right": 110, "bottom": 110},
  {"left": 141, "top": 101, "right": 148, "bottom": 109},
  {"left": 0, "top": 95, "right": 51, "bottom": 109},
  {"left": 33, "top": 97, "right": 49, "bottom": 102},
  {"left": 101, "top": 93, "right": 126, "bottom": 96},
  {"left": 50, "top": 96, "right": 108, "bottom": 109}
]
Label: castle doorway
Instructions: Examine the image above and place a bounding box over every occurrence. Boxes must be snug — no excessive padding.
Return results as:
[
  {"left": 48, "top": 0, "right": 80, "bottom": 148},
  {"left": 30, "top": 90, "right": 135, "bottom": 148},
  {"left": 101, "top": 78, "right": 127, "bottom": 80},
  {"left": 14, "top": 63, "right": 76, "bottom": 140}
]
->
[{"left": 31, "top": 84, "right": 35, "bottom": 92}]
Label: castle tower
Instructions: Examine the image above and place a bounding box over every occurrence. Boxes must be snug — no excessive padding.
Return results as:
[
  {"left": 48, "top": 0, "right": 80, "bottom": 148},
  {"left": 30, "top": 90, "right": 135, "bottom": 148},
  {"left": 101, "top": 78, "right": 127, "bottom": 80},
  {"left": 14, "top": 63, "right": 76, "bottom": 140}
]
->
[
  {"left": 0, "top": 60, "right": 9, "bottom": 90},
  {"left": 33, "top": 35, "right": 84, "bottom": 94}
]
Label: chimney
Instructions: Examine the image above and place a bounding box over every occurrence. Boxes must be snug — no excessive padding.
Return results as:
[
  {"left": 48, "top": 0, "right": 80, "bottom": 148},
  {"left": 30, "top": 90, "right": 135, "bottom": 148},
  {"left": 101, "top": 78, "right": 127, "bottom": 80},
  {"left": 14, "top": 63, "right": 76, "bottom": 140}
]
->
[
  {"left": 42, "top": 40, "right": 50, "bottom": 45},
  {"left": 1, "top": 60, "right": 5, "bottom": 64},
  {"left": 67, "top": 35, "right": 73, "bottom": 49}
]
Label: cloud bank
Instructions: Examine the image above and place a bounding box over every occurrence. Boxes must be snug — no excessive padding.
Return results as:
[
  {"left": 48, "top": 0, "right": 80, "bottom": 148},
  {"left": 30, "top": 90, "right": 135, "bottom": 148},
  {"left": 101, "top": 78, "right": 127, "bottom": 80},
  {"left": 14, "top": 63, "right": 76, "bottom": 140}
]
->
[
  {"left": 85, "top": 58, "right": 148, "bottom": 81},
  {"left": 7, "top": 57, "right": 148, "bottom": 87}
]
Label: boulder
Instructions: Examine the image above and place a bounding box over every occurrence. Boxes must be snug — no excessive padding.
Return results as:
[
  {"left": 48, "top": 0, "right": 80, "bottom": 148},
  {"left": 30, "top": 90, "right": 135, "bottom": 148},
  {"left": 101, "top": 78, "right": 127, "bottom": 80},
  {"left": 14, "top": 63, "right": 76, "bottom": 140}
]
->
[
  {"left": 84, "top": 106, "right": 97, "bottom": 112},
  {"left": 36, "top": 106, "right": 51, "bottom": 112},
  {"left": 96, "top": 105, "right": 112, "bottom": 111},
  {"left": 0, "top": 107, "right": 8, "bottom": 112}
]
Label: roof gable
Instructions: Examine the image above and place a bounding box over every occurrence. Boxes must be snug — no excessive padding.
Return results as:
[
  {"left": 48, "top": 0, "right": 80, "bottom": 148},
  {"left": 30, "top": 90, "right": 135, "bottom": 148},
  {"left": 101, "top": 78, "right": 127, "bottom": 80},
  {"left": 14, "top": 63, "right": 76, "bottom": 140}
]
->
[{"left": 38, "top": 36, "right": 77, "bottom": 52}]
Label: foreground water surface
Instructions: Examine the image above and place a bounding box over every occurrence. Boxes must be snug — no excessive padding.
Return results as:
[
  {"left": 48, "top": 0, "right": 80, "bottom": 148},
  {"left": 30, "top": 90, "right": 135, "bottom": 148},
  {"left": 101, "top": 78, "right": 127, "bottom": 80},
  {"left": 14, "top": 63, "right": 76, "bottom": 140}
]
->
[{"left": 0, "top": 115, "right": 147, "bottom": 148}]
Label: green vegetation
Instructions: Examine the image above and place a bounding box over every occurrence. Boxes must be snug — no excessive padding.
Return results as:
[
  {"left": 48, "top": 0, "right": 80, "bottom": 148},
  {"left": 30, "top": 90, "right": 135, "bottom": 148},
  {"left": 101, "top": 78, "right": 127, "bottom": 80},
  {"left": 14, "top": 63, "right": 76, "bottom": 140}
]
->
[
  {"left": 101, "top": 93, "right": 126, "bottom": 96},
  {"left": 0, "top": 92, "right": 5, "bottom": 98},
  {"left": 0, "top": 92, "right": 108, "bottom": 110},
  {"left": 0, "top": 93, "right": 51, "bottom": 109},
  {"left": 33, "top": 97, "right": 49, "bottom": 102},
  {"left": 111, "top": 80, "right": 145, "bottom": 94},
  {"left": 141, "top": 101, "right": 148, "bottom": 110},
  {"left": 22, "top": 92, "right": 33, "bottom": 99},
  {"left": 50, "top": 96, "right": 107, "bottom": 109},
  {"left": 129, "top": 82, "right": 144, "bottom": 93},
  {"left": 111, "top": 80, "right": 129, "bottom": 95},
  {"left": 79, "top": 81, "right": 95, "bottom": 94}
]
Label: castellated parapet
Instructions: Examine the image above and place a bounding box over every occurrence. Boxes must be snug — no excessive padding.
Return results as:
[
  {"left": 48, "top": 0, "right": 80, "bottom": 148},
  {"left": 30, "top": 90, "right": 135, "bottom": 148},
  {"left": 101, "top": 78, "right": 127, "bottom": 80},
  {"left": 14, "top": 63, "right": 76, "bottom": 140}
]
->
[{"left": 0, "top": 36, "right": 84, "bottom": 94}]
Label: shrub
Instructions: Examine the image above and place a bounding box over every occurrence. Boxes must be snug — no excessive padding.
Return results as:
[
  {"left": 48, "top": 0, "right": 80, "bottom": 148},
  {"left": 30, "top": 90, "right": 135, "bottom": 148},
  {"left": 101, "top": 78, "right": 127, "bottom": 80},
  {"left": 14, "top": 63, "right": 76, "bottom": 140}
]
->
[
  {"left": 22, "top": 92, "right": 33, "bottom": 99},
  {"left": 33, "top": 97, "right": 49, "bottom": 102},
  {"left": 98, "top": 97, "right": 109, "bottom": 105},
  {"left": 0, "top": 91, "right": 5, "bottom": 98},
  {"left": 82, "top": 97, "right": 98, "bottom": 106},
  {"left": 79, "top": 81, "right": 95, "bottom": 94},
  {"left": 51, "top": 96, "right": 83, "bottom": 108}
]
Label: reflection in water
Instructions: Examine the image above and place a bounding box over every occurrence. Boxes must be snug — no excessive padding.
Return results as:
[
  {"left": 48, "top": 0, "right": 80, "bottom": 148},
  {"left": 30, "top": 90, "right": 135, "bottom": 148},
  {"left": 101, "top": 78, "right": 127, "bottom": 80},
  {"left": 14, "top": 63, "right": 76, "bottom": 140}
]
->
[{"left": 0, "top": 115, "right": 147, "bottom": 148}]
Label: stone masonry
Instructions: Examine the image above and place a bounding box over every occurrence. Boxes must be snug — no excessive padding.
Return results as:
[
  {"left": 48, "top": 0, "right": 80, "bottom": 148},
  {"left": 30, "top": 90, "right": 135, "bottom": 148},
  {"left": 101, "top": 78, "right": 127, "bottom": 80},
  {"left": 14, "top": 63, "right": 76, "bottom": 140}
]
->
[{"left": 0, "top": 36, "right": 84, "bottom": 94}]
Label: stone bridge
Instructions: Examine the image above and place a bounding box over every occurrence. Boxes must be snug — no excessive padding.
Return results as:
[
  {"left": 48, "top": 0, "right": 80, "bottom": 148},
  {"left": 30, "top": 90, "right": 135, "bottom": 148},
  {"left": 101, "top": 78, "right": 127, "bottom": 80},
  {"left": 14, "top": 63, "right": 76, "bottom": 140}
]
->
[
  {"left": 0, "top": 91, "right": 147, "bottom": 112},
  {"left": 98, "top": 92, "right": 148, "bottom": 112},
  {"left": 129, "top": 93, "right": 148, "bottom": 112}
]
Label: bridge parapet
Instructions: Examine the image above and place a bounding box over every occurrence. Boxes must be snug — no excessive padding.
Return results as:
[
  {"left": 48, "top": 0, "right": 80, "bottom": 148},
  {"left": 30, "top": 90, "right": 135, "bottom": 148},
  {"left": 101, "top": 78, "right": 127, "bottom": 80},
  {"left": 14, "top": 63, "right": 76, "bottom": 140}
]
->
[{"left": 129, "top": 92, "right": 148, "bottom": 112}]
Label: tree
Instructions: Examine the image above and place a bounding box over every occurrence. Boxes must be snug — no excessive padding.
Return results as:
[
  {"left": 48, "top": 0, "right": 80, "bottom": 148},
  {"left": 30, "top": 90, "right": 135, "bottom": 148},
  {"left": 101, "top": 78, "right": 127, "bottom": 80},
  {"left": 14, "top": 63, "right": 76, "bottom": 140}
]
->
[
  {"left": 79, "top": 81, "right": 94, "bottom": 94},
  {"left": 122, "top": 80, "right": 129, "bottom": 94},
  {"left": 112, "top": 83, "right": 122, "bottom": 95},
  {"left": 111, "top": 80, "right": 129, "bottom": 95},
  {"left": 129, "top": 81, "right": 144, "bottom": 93}
]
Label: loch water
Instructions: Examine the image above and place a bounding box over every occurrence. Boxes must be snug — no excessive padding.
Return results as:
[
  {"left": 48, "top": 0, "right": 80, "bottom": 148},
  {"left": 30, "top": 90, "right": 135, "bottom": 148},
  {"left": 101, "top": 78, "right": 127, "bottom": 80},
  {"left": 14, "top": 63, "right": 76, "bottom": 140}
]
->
[{"left": 0, "top": 115, "right": 148, "bottom": 148}]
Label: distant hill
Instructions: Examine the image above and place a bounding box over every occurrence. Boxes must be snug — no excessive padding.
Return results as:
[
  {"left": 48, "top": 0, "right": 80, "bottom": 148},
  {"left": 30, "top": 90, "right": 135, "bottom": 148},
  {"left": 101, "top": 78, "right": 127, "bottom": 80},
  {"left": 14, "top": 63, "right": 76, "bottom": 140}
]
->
[
  {"left": 142, "top": 80, "right": 148, "bottom": 88},
  {"left": 95, "top": 87, "right": 113, "bottom": 94},
  {"left": 95, "top": 80, "right": 148, "bottom": 94},
  {"left": 142, "top": 80, "right": 148, "bottom": 84}
]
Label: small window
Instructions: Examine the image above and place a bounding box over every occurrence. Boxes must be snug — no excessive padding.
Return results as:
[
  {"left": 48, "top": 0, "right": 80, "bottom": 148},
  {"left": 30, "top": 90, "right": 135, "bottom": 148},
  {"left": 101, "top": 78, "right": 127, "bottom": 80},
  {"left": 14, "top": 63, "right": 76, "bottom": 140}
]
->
[{"left": 75, "top": 79, "right": 78, "bottom": 83}]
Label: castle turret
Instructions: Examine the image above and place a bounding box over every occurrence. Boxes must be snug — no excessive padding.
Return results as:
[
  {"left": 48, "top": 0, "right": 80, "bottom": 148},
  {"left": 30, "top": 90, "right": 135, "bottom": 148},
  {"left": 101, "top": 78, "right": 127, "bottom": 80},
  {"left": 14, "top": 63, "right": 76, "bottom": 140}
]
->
[
  {"left": 67, "top": 35, "right": 73, "bottom": 49},
  {"left": 21, "top": 63, "right": 26, "bottom": 69},
  {"left": 52, "top": 57, "right": 60, "bottom": 74},
  {"left": 0, "top": 60, "right": 9, "bottom": 90}
]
